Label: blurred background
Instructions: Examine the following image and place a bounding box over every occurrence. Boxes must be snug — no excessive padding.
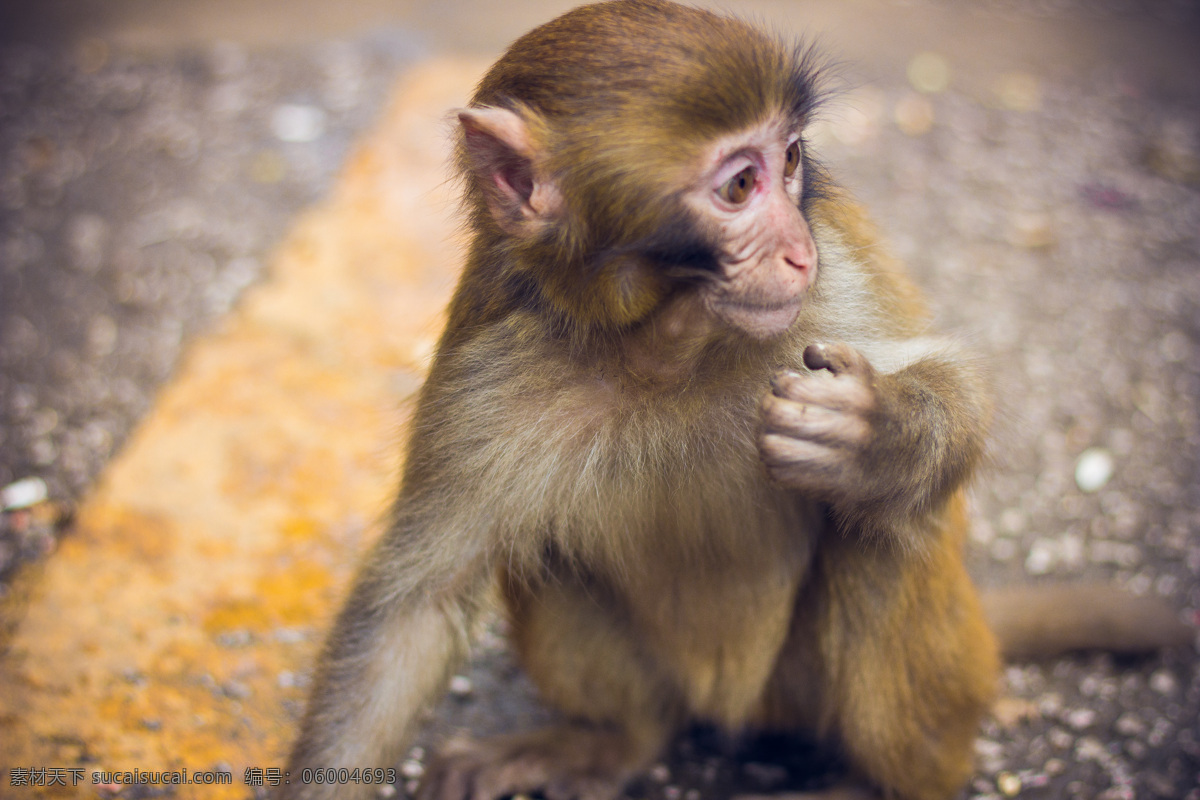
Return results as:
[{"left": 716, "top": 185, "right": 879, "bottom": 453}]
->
[{"left": 0, "top": 1, "right": 1198, "bottom": 798}]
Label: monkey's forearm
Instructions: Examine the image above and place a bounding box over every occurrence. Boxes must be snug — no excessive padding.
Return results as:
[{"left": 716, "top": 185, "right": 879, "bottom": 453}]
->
[
  {"left": 282, "top": 551, "right": 489, "bottom": 800},
  {"left": 841, "top": 355, "right": 988, "bottom": 537}
]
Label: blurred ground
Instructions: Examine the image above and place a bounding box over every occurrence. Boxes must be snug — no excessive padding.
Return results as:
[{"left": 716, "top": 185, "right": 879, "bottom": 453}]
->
[{"left": 1, "top": 1, "right": 1199, "bottom": 799}]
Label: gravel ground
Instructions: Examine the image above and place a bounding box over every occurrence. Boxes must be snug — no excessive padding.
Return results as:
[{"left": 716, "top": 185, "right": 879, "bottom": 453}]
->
[
  {"left": 1, "top": 1, "right": 1198, "bottom": 798},
  {"left": 0, "top": 33, "right": 427, "bottom": 580}
]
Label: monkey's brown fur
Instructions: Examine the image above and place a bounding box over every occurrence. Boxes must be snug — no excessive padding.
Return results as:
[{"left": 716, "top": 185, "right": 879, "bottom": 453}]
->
[{"left": 283, "top": 3, "right": 1188, "bottom": 800}]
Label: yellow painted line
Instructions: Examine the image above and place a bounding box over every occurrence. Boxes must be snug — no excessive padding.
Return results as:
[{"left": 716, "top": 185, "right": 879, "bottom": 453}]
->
[{"left": 0, "top": 58, "right": 486, "bottom": 799}]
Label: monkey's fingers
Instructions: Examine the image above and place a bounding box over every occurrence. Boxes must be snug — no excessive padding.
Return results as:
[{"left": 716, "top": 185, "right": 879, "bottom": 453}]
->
[
  {"left": 760, "top": 432, "right": 854, "bottom": 494},
  {"left": 770, "top": 370, "right": 874, "bottom": 416},
  {"left": 761, "top": 393, "right": 869, "bottom": 447},
  {"left": 802, "top": 342, "right": 871, "bottom": 377}
]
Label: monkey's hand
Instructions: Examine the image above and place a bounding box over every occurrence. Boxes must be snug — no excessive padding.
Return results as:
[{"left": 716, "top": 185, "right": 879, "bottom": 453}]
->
[
  {"left": 759, "top": 339, "right": 985, "bottom": 535},
  {"left": 759, "top": 342, "right": 879, "bottom": 502}
]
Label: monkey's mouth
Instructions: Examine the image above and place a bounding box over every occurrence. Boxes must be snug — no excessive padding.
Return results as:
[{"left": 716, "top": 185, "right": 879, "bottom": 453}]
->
[{"left": 711, "top": 297, "right": 803, "bottom": 339}]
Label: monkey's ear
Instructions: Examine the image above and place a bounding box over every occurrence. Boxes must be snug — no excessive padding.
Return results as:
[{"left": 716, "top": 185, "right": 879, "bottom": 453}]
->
[{"left": 458, "top": 106, "right": 562, "bottom": 236}]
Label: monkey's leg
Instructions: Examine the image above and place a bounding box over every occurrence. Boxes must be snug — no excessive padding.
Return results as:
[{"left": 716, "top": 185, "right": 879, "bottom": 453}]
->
[
  {"left": 419, "top": 573, "right": 680, "bottom": 800},
  {"left": 808, "top": 531, "right": 999, "bottom": 800},
  {"left": 757, "top": 508, "right": 998, "bottom": 800}
]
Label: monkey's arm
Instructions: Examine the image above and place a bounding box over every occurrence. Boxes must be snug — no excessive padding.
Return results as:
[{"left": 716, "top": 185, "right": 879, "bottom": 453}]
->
[
  {"left": 282, "top": 504, "right": 494, "bottom": 800},
  {"left": 283, "top": 344, "right": 515, "bottom": 800},
  {"left": 759, "top": 340, "right": 987, "bottom": 547}
]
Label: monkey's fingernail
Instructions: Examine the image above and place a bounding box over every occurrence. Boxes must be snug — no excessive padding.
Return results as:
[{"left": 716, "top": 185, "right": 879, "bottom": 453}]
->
[
  {"left": 770, "top": 370, "right": 798, "bottom": 393},
  {"left": 803, "top": 344, "right": 833, "bottom": 372}
]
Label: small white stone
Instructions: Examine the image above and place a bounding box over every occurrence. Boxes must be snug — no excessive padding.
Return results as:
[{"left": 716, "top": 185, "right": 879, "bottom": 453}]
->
[
  {"left": 1047, "top": 727, "right": 1074, "bottom": 749},
  {"left": 975, "top": 739, "right": 1003, "bottom": 759},
  {"left": 1059, "top": 533, "right": 1085, "bottom": 568},
  {"left": 271, "top": 104, "right": 327, "bottom": 143},
  {"left": 1114, "top": 713, "right": 1145, "bottom": 736},
  {"left": 1075, "top": 448, "right": 1115, "bottom": 493},
  {"left": 2, "top": 476, "right": 48, "bottom": 510},
  {"left": 88, "top": 315, "right": 118, "bottom": 357},
  {"left": 448, "top": 675, "right": 473, "bottom": 697},
  {"left": 1075, "top": 736, "right": 1106, "bottom": 760},
  {"left": 1025, "top": 539, "right": 1057, "bottom": 575},
  {"left": 1149, "top": 669, "right": 1178, "bottom": 695},
  {"left": 1066, "top": 708, "right": 1096, "bottom": 731},
  {"left": 997, "top": 771, "right": 1022, "bottom": 797},
  {"left": 998, "top": 507, "right": 1026, "bottom": 535}
]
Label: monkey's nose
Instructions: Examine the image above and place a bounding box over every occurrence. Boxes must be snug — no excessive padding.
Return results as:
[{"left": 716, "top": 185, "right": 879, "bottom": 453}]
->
[{"left": 782, "top": 229, "right": 817, "bottom": 275}]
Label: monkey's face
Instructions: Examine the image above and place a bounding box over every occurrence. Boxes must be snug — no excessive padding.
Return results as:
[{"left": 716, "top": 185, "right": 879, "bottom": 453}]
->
[
  {"left": 682, "top": 118, "right": 818, "bottom": 341},
  {"left": 458, "top": 105, "right": 820, "bottom": 341}
]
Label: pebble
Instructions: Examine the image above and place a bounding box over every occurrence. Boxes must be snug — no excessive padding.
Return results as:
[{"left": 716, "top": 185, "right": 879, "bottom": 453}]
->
[
  {"left": 220, "top": 680, "right": 251, "bottom": 700},
  {"left": 1047, "top": 727, "right": 1075, "bottom": 749},
  {"left": 907, "top": 52, "right": 951, "bottom": 94},
  {"left": 1025, "top": 538, "right": 1057, "bottom": 574},
  {"left": 996, "top": 771, "right": 1022, "bottom": 797},
  {"left": 67, "top": 213, "right": 108, "bottom": 273},
  {"left": 1, "top": 477, "right": 49, "bottom": 511},
  {"left": 88, "top": 315, "right": 119, "bottom": 357},
  {"left": 1074, "top": 448, "right": 1115, "bottom": 492},
  {"left": 448, "top": 674, "right": 473, "bottom": 697},
  {"left": 271, "top": 103, "right": 328, "bottom": 143},
  {"left": 1114, "top": 713, "right": 1145, "bottom": 736},
  {"left": 1074, "top": 736, "right": 1107, "bottom": 761},
  {"left": 1149, "top": 669, "right": 1177, "bottom": 695},
  {"left": 1065, "top": 708, "right": 1096, "bottom": 730}
]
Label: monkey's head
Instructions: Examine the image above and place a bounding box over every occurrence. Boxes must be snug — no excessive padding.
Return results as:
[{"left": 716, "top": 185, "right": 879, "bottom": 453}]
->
[{"left": 457, "top": 0, "right": 826, "bottom": 341}]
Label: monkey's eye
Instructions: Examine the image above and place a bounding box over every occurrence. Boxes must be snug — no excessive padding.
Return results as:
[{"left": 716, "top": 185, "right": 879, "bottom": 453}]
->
[
  {"left": 784, "top": 141, "right": 801, "bottom": 178},
  {"left": 719, "top": 166, "right": 756, "bottom": 205}
]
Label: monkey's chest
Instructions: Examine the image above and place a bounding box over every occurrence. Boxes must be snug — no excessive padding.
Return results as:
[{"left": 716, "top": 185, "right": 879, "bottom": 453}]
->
[
  {"left": 506, "top": 376, "right": 821, "bottom": 722},
  {"left": 591, "top": 478, "right": 821, "bottom": 727}
]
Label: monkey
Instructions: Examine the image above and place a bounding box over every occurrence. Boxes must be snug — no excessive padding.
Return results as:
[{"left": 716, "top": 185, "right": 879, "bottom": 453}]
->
[{"left": 281, "top": 3, "right": 1192, "bottom": 800}]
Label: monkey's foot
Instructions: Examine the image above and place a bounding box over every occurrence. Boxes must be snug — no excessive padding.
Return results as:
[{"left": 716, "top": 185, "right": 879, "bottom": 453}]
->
[{"left": 417, "top": 727, "right": 645, "bottom": 800}]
